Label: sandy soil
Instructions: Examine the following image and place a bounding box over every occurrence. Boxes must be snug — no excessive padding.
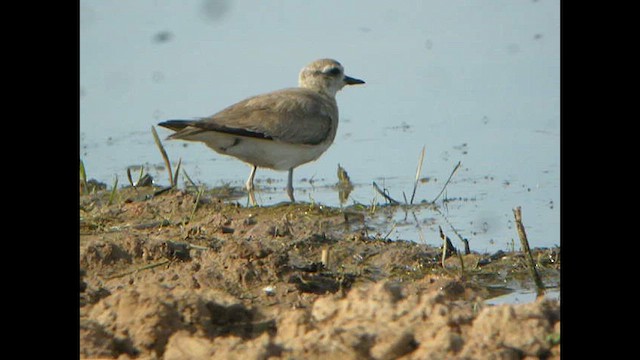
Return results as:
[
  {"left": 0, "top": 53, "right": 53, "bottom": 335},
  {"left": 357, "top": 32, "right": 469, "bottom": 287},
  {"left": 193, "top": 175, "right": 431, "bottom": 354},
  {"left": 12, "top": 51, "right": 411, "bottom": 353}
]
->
[{"left": 80, "top": 186, "right": 560, "bottom": 359}]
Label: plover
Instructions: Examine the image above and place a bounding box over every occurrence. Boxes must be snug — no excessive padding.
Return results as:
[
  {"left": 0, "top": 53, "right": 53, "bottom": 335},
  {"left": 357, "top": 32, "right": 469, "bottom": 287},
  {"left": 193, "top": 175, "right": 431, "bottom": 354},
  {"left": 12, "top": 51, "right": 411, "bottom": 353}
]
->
[{"left": 158, "top": 58, "right": 364, "bottom": 205}]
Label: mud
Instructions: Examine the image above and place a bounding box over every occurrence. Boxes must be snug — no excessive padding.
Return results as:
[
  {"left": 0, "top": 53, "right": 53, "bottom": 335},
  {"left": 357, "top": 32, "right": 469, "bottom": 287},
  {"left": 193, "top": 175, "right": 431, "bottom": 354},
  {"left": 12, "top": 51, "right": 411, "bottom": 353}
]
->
[{"left": 80, "top": 186, "right": 560, "bottom": 359}]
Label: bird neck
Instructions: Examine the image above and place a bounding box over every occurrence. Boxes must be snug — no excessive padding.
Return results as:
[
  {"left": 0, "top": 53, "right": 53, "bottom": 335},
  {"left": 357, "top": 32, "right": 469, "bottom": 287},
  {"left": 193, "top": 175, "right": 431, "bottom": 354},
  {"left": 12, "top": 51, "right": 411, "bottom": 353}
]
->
[{"left": 303, "top": 85, "right": 338, "bottom": 99}]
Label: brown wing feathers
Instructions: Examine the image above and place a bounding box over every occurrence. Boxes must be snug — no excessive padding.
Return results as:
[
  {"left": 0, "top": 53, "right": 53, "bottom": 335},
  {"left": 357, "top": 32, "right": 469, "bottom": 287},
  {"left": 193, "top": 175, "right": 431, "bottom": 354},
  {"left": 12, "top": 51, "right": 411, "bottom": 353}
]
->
[{"left": 158, "top": 89, "right": 335, "bottom": 146}]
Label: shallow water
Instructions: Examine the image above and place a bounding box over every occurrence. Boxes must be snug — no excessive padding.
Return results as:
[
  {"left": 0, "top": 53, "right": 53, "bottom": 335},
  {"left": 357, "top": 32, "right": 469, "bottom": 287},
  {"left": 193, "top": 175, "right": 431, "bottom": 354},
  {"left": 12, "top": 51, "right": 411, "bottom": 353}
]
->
[
  {"left": 485, "top": 288, "right": 560, "bottom": 306},
  {"left": 80, "top": 0, "right": 559, "bottom": 253}
]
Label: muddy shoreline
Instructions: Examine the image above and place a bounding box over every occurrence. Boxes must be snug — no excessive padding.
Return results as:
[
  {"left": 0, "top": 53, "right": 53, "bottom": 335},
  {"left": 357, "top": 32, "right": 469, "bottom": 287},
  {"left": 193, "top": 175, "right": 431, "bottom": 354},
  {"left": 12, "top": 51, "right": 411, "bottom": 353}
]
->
[{"left": 80, "top": 186, "right": 560, "bottom": 359}]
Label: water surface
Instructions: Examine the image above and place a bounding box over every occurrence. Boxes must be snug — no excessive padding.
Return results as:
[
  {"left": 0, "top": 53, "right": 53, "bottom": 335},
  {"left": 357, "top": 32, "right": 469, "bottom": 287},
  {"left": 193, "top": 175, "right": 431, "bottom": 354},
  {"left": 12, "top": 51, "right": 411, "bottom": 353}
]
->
[{"left": 80, "top": 0, "right": 560, "bottom": 252}]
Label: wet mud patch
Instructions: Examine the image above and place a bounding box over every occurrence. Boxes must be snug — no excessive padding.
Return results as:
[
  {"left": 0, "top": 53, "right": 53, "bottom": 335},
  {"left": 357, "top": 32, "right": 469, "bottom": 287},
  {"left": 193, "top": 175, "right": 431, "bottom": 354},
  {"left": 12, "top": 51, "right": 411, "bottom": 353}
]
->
[{"left": 80, "top": 187, "right": 560, "bottom": 359}]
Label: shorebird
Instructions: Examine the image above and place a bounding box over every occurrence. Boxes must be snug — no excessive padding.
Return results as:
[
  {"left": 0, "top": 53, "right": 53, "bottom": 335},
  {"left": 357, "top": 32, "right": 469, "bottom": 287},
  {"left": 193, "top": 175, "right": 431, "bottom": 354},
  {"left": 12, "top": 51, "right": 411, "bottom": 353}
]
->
[{"left": 158, "top": 58, "right": 364, "bottom": 205}]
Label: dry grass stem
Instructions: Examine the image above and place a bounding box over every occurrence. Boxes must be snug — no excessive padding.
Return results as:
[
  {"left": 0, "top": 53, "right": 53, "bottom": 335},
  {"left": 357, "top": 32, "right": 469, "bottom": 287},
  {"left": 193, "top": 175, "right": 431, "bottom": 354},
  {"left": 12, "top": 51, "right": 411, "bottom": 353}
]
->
[
  {"left": 103, "top": 259, "right": 171, "bottom": 280},
  {"left": 173, "top": 158, "right": 182, "bottom": 188},
  {"left": 80, "top": 160, "right": 89, "bottom": 194},
  {"left": 372, "top": 181, "right": 400, "bottom": 205},
  {"left": 189, "top": 185, "right": 205, "bottom": 222},
  {"left": 182, "top": 168, "right": 197, "bottom": 189},
  {"left": 126, "top": 168, "right": 134, "bottom": 187},
  {"left": 382, "top": 223, "right": 397, "bottom": 241},
  {"left": 441, "top": 228, "right": 448, "bottom": 269},
  {"left": 108, "top": 175, "right": 118, "bottom": 205},
  {"left": 151, "top": 125, "right": 174, "bottom": 188},
  {"left": 321, "top": 247, "right": 330, "bottom": 268},
  {"left": 513, "top": 206, "right": 545, "bottom": 296},
  {"left": 410, "top": 146, "right": 426, "bottom": 205},
  {"left": 432, "top": 161, "right": 461, "bottom": 203}
]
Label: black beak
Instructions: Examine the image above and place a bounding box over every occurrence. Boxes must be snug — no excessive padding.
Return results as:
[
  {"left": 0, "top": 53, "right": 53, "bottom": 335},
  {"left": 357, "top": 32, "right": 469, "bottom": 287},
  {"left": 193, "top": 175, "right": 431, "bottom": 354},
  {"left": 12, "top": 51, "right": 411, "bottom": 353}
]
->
[{"left": 344, "top": 75, "right": 365, "bottom": 85}]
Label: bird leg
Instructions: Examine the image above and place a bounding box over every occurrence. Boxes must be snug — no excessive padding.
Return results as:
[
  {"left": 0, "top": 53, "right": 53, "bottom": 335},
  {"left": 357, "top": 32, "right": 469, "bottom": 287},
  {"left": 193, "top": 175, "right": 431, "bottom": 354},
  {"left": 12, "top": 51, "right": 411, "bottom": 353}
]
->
[
  {"left": 246, "top": 165, "right": 257, "bottom": 206},
  {"left": 287, "top": 168, "right": 295, "bottom": 203}
]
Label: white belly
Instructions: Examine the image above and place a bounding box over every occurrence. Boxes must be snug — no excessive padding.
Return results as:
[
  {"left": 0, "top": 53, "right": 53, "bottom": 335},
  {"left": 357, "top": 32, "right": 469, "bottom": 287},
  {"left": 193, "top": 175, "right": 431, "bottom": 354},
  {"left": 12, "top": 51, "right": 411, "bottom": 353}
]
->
[{"left": 190, "top": 131, "right": 332, "bottom": 170}]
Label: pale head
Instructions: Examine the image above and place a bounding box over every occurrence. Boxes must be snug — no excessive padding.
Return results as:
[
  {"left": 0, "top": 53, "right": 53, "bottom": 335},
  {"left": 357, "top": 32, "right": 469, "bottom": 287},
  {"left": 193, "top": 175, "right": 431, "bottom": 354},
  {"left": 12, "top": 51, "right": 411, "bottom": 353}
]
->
[{"left": 298, "top": 59, "right": 365, "bottom": 97}]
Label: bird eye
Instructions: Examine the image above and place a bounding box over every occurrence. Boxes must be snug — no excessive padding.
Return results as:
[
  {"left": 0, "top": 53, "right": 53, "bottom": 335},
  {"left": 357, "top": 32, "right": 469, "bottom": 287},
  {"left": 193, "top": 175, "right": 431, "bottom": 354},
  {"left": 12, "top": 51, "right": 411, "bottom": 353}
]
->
[{"left": 325, "top": 67, "right": 342, "bottom": 76}]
